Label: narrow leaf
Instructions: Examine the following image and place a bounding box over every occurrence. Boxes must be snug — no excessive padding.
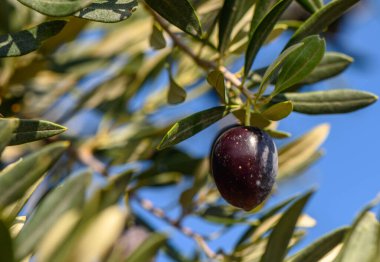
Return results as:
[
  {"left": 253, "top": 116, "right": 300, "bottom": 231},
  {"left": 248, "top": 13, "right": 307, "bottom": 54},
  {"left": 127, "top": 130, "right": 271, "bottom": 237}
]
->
[
  {"left": 14, "top": 171, "right": 91, "bottom": 260},
  {"left": 287, "top": 0, "right": 360, "bottom": 46},
  {"left": 0, "top": 120, "right": 17, "bottom": 155},
  {"left": 126, "top": 233, "right": 167, "bottom": 262},
  {"left": 0, "top": 142, "right": 69, "bottom": 209},
  {"left": 75, "top": 0, "right": 138, "bottom": 23},
  {"left": 296, "top": 0, "right": 323, "bottom": 13},
  {"left": 260, "top": 190, "right": 315, "bottom": 262},
  {"left": 266, "top": 129, "right": 291, "bottom": 139},
  {"left": 17, "top": 0, "right": 93, "bottom": 16},
  {"left": 0, "top": 20, "right": 66, "bottom": 57},
  {"left": 244, "top": 0, "right": 293, "bottom": 77},
  {"left": 249, "top": 0, "right": 273, "bottom": 36},
  {"left": 0, "top": 219, "right": 14, "bottom": 262},
  {"left": 287, "top": 227, "right": 349, "bottom": 262},
  {"left": 157, "top": 106, "right": 237, "bottom": 150},
  {"left": 145, "top": 0, "right": 202, "bottom": 37},
  {"left": 274, "top": 35, "right": 325, "bottom": 95},
  {"left": 273, "top": 89, "right": 378, "bottom": 115},
  {"left": 0, "top": 119, "right": 67, "bottom": 146},
  {"left": 207, "top": 70, "right": 227, "bottom": 103},
  {"left": 262, "top": 101, "right": 293, "bottom": 121}
]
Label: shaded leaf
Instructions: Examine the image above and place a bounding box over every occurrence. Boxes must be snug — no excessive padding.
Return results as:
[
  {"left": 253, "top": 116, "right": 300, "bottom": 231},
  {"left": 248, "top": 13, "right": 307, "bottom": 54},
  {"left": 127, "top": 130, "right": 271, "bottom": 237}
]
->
[
  {"left": 126, "top": 233, "right": 167, "bottom": 262},
  {"left": 260, "top": 190, "right": 315, "bottom": 262},
  {"left": 296, "top": 0, "right": 323, "bottom": 13},
  {"left": 0, "top": 219, "right": 14, "bottom": 262},
  {"left": 157, "top": 106, "right": 238, "bottom": 150},
  {"left": 75, "top": 0, "right": 138, "bottom": 23},
  {"left": 262, "top": 101, "right": 293, "bottom": 121},
  {"left": 207, "top": 70, "right": 227, "bottom": 103},
  {"left": 249, "top": 0, "right": 273, "bottom": 36},
  {"left": 234, "top": 110, "right": 271, "bottom": 129},
  {"left": 0, "top": 20, "right": 66, "bottom": 57},
  {"left": 287, "top": 0, "right": 360, "bottom": 46},
  {"left": 168, "top": 75, "right": 186, "bottom": 105},
  {"left": 145, "top": 0, "right": 202, "bottom": 37},
  {"left": 0, "top": 118, "right": 67, "bottom": 146},
  {"left": 14, "top": 171, "right": 91, "bottom": 260},
  {"left": 244, "top": 0, "right": 293, "bottom": 77},
  {"left": 278, "top": 124, "right": 329, "bottom": 179},
  {"left": 274, "top": 35, "right": 325, "bottom": 96},
  {"left": 150, "top": 22, "right": 166, "bottom": 50},
  {"left": 17, "top": 0, "right": 92, "bottom": 16},
  {"left": 0, "top": 142, "right": 69, "bottom": 209},
  {"left": 273, "top": 89, "right": 378, "bottom": 115},
  {"left": 287, "top": 227, "right": 349, "bottom": 262},
  {"left": 0, "top": 120, "right": 17, "bottom": 155}
]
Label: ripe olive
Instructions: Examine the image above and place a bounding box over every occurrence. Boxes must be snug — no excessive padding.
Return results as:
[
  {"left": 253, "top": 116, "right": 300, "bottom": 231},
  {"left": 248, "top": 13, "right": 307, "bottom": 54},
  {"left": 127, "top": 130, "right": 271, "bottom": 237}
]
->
[{"left": 210, "top": 126, "right": 278, "bottom": 211}]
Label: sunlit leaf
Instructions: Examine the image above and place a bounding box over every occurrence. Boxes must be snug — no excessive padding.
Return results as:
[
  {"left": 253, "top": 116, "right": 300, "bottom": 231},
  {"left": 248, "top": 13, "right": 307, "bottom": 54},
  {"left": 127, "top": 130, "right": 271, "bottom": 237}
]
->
[
  {"left": 126, "top": 233, "right": 167, "bottom": 262},
  {"left": 296, "top": 0, "right": 323, "bottom": 13},
  {"left": 265, "top": 129, "right": 291, "bottom": 139},
  {"left": 273, "top": 89, "right": 378, "bottom": 114},
  {"left": 207, "top": 70, "right": 227, "bottom": 103},
  {"left": 0, "top": 142, "right": 69, "bottom": 209},
  {"left": 17, "top": 0, "right": 92, "bottom": 16},
  {"left": 157, "top": 106, "right": 238, "bottom": 150},
  {"left": 0, "top": 20, "right": 66, "bottom": 57},
  {"left": 262, "top": 101, "right": 293, "bottom": 121}
]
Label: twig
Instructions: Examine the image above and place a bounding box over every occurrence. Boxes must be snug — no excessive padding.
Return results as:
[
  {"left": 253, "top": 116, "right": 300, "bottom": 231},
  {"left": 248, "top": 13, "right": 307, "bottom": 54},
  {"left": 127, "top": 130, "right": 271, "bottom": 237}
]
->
[{"left": 135, "top": 196, "right": 222, "bottom": 260}]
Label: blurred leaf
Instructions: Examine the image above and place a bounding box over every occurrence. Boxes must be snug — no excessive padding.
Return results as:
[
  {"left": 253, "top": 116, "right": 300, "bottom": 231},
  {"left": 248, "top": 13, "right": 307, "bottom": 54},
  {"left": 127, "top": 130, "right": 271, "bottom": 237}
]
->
[
  {"left": 0, "top": 20, "right": 66, "bottom": 57},
  {"left": 287, "top": 0, "right": 360, "bottom": 46},
  {"left": 131, "top": 172, "right": 182, "bottom": 193},
  {"left": 264, "top": 23, "right": 289, "bottom": 44},
  {"left": 296, "top": 0, "right": 323, "bottom": 13},
  {"left": 74, "top": 0, "right": 138, "bottom": 23},
  {"left": 0, "top": 141, "right": 69, "bottom": 209},
  {"left": 256, "top": 42, "right": 304, "bottom": 99},
  {"left": 198, "top": 205, "right": 247, "bottom": 225},
  {"left": 262, "top": 101, "right": 293, "bottom": 121},
  {"left": 300, "top": 52, "right": 353, "bottom": 85},
  {"left": 265, "top": 129, "right": 291, "bottom": 139},
  {"left": 218, "top": 0, "right": 252, "bottom": 56},
  {"left": 157, "top": 106, "right": 238, "bottom": 150},
  {"left": 0, "top": 219, "right": 14, "bottom": 262},
  {"left": 274, "top": 35, "right": 325, "bottom": 96},
  {"left": 17, "top": 0, "right": 92, "bottom": 16},
  {"left": 150, "top": 22, "right": 166, "bottom": 50},
  {"left": 126, "top": 233, "right": 167, "bottom": 262},
  {"left": 273, "top": 89, "right": 378, "bottom": 115},
  {"left": 0, "top": 118, "right": 67, "bottom": 146},
  {"left": 67, "top": 206, "right": 126, "bottom": 262},
  {"left": 145, "top": 0, "right": 202, "bottom": 37},
  {"left": 287, "top": 227, "right": 348, "bottom": 262},
  {"left": 0, "top": 119, "right": 17, "bottom": 155},
  {"left": 278, "top": 124, "right": 329, "bottom": 179},
  {"left": 36, "top": 210, "right": 81, "bottom": 262},
  {"left": 260, "top": 190, "right": 315, "bottom": 262},
  {"left": 207, "top": 70, "right": 227, "bottom": 103},
  {"left": 14, "top": 171, "right": 91, "bottom": 260},
  {"left": 244, "top": 0, "right": 292, "bottom": 77},
  {"left": 168, "top": 73, "right": 187, "bottom": 105}
]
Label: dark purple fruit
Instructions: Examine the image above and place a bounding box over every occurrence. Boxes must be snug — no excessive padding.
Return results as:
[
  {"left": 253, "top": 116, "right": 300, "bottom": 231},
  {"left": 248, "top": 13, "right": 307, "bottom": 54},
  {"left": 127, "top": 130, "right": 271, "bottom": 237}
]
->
[{"left": 210, "top": 126, "right": 278, "bottom": 211}]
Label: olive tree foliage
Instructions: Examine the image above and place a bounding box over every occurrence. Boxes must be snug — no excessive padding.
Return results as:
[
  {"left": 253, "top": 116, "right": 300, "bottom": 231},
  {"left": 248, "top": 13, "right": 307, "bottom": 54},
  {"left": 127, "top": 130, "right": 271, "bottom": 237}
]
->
[{"left": 0, "top": 0, "right": 379, "bottom": 261}]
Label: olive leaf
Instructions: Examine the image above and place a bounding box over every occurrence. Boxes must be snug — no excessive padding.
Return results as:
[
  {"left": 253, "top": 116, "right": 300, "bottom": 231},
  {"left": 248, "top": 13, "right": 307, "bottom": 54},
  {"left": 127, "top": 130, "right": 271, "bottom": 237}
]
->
[
  {"left": 125, "top": 233, "right": 167, "bottom": 262},
  {"left": 167, "top": 70, "right": 186, "bottom": 105},
  {"left": 262, "top": 101, "right": 293, "bottom": 121},
  {"left": 296, "top": 0, "right": 323, "bottom": 13},
  {"left": 0, "top": 219, "right": 14, "bottom": 262},
  {"left": 16, "top": 0, "right": 93, "bottom": 16},
  {"left": 0, "top": 20, "right": 66, "bottom": 57},
  {"left": 272, "top": 89, "right": 378, "bottom": 114},
  {"left": 157, "top": 106, "right": 238, "bottom": 150},
  {"left": 207, "top": 70, "right": 227, "bottom": 103},
  {"left": 149, "top": 22, "right": 166, "bottom": 50},
  {"left": 265, "top": 129, "right": 291, "bottom": 139},
  {"left": 0, "top": 120, "right": 18, "bottom": 155}
]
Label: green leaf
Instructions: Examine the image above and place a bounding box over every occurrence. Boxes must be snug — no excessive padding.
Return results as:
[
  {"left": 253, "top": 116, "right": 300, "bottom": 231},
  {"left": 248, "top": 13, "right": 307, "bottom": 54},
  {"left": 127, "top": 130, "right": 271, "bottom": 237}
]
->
[
  {"left": 274, "top": 35, "right": 325, "bottom": 96},
  {"left": 0, "top": 118, "right": 67, "bottom": 146},
  {"left": 287, "top": 227, "right": 348, "bottom": 262},
  {"left": 14, "top": 171, "right": 91, "bottom": 260},
  {"left": 287, "top": 0, "right": 360, "bottom": 46},
  {"left": 265, "top": 129, "right": 291, "bottom": 139},
  {"left": 150, "top": 22, "right": 166, "bottom": 50},
  {"left": 278, "top": 124, "right": 329, "bottom": 179},
  {"left": 167, "top": 75, "right": 186, "bottom": 105},
  {"left": 145, "top": 0, "right": 202, "bottom": 37},
  {"left": 234, "top": 110, "right": 271, "bottom": 129},
  {"left": 336, "top": 212, "right": 380, "bottom": 262},
  {"left": 0, "top": 20, "right": 66, "bottom": 57},
  {"left": 273, "top": 89, "right": 378, "bottom": 115},
  {"left": 126, "top": 233, "right": 167, "bottom": 262},
  {"left": 207, "top": 70, "right": 227, "bottom": 103},
  {"left": 244, "top": 0, "right": 293, "bottom": 77},
  {"left": 262, "top": 101, "right": 293, "bottom": 121},
  {"left": 249, "top": 0, "right": 273, "bottom": 36},
  {"left": 296, "top": 0, "right": 323, "bottom": 13},
  {"left": 0, "top": 141, "right": 69, "bottom": 209},
  {"left": 74, "top": 0, "right": 138, "bottom": 23},
  {"left": 0, "top": 219, "right": 14, "bottom": 262},
  {"left": 0, "top": 120, "right": 17, "bottom": 155},
  {"left": 16, "top": 0, "right": 92, "bottom": 16},
  {"left": 218, "top": 0, "right": 252, "bottom": 56},
  {"left": 300, "top": 52, "right": 353, "bottom": 85},
  {"left": 157, "top": 106, "right": 237, "bottom": 150},
  {"left": 260, "top": 190, "right": 315, "bottom": 262},
  {"left": 256, "top": 42, "right": 304, "bottom": 100}
]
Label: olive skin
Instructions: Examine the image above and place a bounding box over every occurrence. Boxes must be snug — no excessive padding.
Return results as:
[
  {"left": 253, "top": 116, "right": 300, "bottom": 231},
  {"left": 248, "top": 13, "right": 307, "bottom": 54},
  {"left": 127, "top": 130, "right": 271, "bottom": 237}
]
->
[{"left": 210, "top": 126, "right": 278, "bottom": 211}]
